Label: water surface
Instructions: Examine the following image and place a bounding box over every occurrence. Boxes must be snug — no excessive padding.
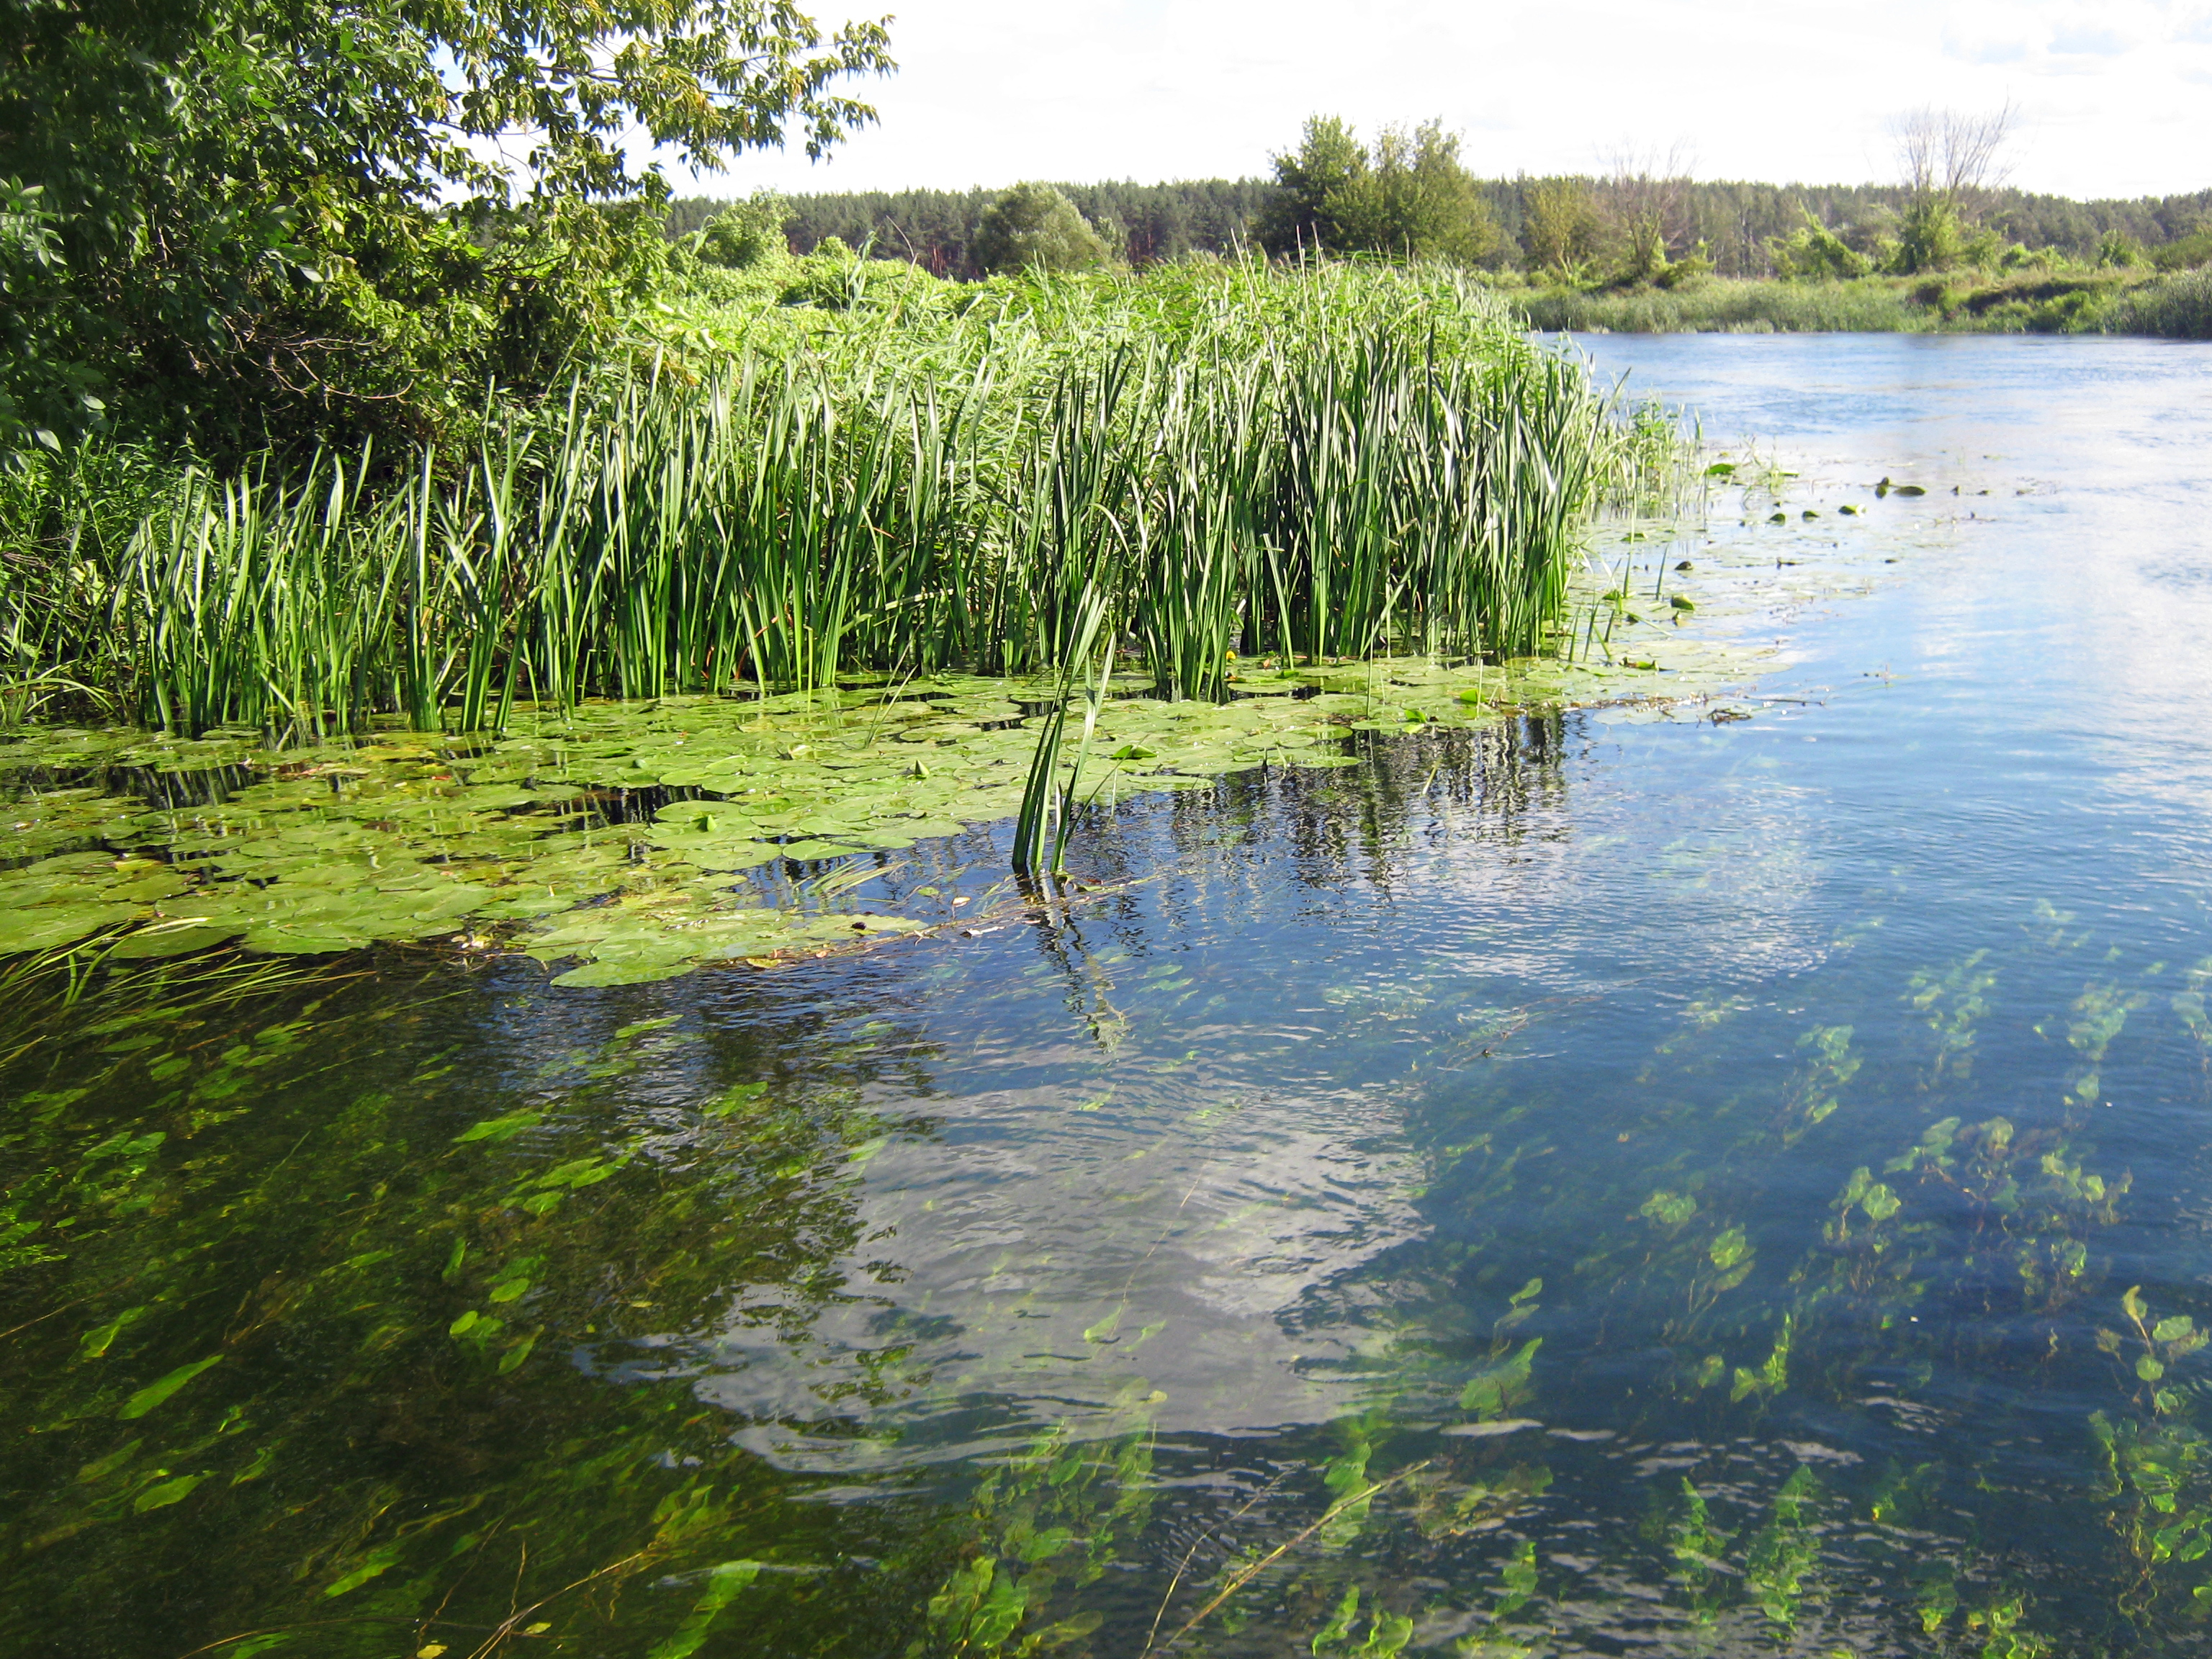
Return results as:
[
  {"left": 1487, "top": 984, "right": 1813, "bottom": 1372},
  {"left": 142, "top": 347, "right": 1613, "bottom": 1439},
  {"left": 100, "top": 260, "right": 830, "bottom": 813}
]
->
[{"left": 7, "top": 333, "right": 2212, "bottom": 1657}]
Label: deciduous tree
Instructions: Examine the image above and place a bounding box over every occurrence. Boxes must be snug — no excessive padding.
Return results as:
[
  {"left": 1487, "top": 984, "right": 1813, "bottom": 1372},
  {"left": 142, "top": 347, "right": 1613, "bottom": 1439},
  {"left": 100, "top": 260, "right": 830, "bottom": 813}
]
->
[
  {"left": 0, "top": 0, "right": 893, "bottom": 458},
  {"left": 970, "top": 184, "right": 1110, "bottom": 276}
]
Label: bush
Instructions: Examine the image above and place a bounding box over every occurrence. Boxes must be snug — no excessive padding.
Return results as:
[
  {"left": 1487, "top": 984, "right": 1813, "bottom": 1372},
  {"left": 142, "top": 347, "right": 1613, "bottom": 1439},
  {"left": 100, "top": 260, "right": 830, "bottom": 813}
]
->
[
  {"left": 1771, "top": 215, "right": 1871, "bottom": 281},
  {"left": 691, "top": 194, "right": 790, "bottom": 270},
  {"left": 971, "top": 184, "right": 1110, "bottom": 276}
]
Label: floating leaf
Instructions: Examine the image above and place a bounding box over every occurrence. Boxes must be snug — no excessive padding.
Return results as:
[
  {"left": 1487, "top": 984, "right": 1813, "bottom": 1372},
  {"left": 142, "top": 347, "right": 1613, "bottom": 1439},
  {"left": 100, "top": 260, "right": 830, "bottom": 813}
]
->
[
  {"left": 552, "top": 960, "right": 696, "bottom": 988},
  {"left": 0, "top": 904, "right": 142, "bottom": 953}
]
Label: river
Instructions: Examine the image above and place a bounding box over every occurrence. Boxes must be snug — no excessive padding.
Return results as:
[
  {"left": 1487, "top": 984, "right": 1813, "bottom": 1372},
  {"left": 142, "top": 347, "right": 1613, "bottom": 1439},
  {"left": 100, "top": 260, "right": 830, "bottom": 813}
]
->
[{"left": 5, "top": 332, "right": 2212, "bottom": 1656}]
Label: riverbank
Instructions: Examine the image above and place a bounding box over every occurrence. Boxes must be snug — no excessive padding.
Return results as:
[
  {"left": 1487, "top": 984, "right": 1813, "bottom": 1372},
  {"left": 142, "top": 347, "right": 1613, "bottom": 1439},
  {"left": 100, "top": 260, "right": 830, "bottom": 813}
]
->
[
  {"left": 1511, "top": 267, "right": 2212, "bottom": 338},
  {"left": 1, "top": 260, "right": 1674, "bottom": 739}
]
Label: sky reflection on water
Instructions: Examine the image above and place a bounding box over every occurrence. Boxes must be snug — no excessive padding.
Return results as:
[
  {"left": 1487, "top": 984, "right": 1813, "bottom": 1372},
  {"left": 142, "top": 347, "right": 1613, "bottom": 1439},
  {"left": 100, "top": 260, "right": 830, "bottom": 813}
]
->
[{"left": 10, "top": 335, "right": 2212, "bottom": 1656}]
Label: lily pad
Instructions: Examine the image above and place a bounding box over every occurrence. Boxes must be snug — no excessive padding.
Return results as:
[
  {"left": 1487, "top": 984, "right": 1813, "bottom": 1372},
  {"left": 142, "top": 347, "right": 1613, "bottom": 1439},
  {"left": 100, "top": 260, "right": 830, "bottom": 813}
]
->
[
  {"left": 771, "top": 839, "right": 860, "bottom": 861},
  {"left": 550, "top": 959, "right": 697, "bottom": 987},
  {"left": 0, "top": 904, "right": 142, "bottom": 952}
]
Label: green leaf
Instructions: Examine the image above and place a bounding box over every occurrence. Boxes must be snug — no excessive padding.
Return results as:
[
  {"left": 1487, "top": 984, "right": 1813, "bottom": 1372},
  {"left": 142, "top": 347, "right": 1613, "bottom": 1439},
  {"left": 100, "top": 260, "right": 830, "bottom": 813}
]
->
[
  {"left": 645, "top": 1561, "right": 762, "bottom": 1659},
  {"left": 226, "top": 1635, "right": 296, "bottom": 1658},
  {"left": 76, "top": 1437, "right": 143, "bottom": 1483},
  {"left": 1460, "top": 1337, "right": 1543, "bottom": 1419},
  {"left": 77, "top": 1305, "right": 148, "bottom": 1360},
  {"left": 1018, "top": 1526, "right": 1074, "bottom": 1563},
  {"left": 552, "top": 959, "right": 695, "bottom": 987},
  {"left": 454, "top": 1110, "right": 543, "bottom": 1143},
  {"left": 0, "top": 903, "right": 142, "bottom": 953},
  {"left": 1640, "top": 1190, "right": 1697, "bottom": 1227},
  {"left": 1033, "top": 1611, "right": 1104, "bottom": 1649},
  {"left": 133, "top": 1471, "right": 208, "bottom": 1511},
  {"left": 119, "top": 1354, "right": 222, "bottom": 1419},
  {"left": 497, "top": 1328, "right": 541, "bottom": 1373},
  {"left": 2154, "top": 1316, "right": 2195, "bottom": 1343},
  {"left": 323, "top": 1542, "right": 403, "bottom": 1597}
]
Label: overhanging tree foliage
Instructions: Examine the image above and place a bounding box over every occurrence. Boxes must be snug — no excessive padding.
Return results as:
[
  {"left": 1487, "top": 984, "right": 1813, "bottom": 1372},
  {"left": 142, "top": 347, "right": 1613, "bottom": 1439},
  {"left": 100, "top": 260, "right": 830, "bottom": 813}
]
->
[{"left": 0, "top": 0, "right": 893, "bottom": 459}]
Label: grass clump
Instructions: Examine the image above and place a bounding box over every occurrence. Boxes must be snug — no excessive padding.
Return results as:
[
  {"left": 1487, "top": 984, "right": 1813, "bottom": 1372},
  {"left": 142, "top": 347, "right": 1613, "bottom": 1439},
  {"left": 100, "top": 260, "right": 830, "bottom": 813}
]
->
[
  {"left": 2103, "top": 269, "right": 2212, "bottom": 340},
  {"left": 1, "top": 259, "right": 1678, "bottom": 737},
  {"left": 1514, "top": 278, "right": 1929, "bottom": 334},
  {"left": 1509, "top": 265, "right": 2195, "bottom": 338}
]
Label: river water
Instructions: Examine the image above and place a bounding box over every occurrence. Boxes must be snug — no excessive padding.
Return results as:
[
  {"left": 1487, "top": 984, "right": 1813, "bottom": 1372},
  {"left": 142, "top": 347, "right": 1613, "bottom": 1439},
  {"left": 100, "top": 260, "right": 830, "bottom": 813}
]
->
[{"left": 6, "top": 333, "right": 2212, "bottom": 1656}]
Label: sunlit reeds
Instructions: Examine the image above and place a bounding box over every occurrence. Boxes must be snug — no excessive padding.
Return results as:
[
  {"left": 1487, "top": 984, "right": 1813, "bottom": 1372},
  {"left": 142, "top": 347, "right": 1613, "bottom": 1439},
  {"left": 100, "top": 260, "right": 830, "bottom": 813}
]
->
[{"left": 2, "top": 260, "right": 1681, "bottom": 734}]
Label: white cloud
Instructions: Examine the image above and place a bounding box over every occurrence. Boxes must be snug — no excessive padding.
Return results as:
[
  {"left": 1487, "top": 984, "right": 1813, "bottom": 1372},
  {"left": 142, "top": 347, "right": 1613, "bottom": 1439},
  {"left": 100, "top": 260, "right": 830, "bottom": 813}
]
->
[{"left": 651, "top": 0, "right": 2212, "bottom": 201}]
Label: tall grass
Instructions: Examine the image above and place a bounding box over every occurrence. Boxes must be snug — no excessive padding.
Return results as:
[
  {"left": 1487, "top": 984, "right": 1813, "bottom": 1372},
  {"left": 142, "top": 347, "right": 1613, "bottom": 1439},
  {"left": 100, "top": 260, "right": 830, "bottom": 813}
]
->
[
  {"left": 1514, "top": 278, "right": 1930, "bottom": 336},
  {"left": 2103, "top": 269, "right": 2212, "bottom": 340},
  {"left": 1, "top": 259, "right": 1678, "bottom": 734}
]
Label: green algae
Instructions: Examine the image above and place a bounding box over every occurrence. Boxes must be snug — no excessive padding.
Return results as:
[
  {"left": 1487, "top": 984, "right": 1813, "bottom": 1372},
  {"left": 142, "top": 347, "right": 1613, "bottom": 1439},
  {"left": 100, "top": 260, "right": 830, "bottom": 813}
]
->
[{"left": 0, "top": 639, "right": 1768, "bottom": 981}]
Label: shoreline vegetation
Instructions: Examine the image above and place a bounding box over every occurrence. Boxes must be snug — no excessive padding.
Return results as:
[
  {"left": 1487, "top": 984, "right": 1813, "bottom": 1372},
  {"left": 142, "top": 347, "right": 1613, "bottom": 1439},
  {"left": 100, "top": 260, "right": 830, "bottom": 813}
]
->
[
  {"left": 1509, "top": 266, "right": 2212, "bottom": 336},
  {"left": 9, "top": 48, "right": 2205, "bottom": 757},
  {"left": 1, "top": 261, "right": 1683, "bottom": 737},
  {"left": 670, "top": 112, "right": 2212, "bottom": 343}
]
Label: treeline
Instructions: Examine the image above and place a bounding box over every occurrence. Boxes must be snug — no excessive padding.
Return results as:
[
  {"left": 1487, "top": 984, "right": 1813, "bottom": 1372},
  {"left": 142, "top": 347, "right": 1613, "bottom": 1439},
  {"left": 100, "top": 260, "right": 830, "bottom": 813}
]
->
[
  {"left": 1518, "top": 179, "right": 2212, "bottom": 278},
  {"left": 670, "top": 176, "right": 2212, "bottom": 280},
  {"left": 667, "top": 180, "right": 1275, "bottom": 276}
]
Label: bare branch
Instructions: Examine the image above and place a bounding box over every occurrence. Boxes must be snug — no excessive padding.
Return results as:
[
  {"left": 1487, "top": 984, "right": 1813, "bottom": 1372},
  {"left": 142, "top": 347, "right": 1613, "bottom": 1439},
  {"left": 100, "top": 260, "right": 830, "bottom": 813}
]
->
[{"left": 1891, "top": 102, "right": 2017, "bottom": 210}]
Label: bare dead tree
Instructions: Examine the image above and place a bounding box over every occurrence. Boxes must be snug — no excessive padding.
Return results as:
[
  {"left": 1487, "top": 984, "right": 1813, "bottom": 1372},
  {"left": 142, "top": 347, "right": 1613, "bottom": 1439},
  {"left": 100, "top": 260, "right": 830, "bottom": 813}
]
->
[
  {"left": 1599, "top": 140, "right": 1696, "bottom": 276},
  {"left": 1891, "top": 102, "right": 2018, "bottom": 215}
]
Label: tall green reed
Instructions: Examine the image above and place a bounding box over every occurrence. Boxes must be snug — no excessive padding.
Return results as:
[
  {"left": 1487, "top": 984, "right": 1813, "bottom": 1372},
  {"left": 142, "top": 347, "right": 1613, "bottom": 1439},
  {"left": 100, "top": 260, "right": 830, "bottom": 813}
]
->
[{"left": 1, "top": 260, "right": 1683, "bottom": 737}]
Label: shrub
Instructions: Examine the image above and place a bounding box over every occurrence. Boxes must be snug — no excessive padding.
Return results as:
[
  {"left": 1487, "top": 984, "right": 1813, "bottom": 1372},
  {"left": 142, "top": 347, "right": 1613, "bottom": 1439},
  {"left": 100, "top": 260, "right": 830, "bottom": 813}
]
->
[{"left": 971, "top": 184, "right": 1110, "bottom": 276}]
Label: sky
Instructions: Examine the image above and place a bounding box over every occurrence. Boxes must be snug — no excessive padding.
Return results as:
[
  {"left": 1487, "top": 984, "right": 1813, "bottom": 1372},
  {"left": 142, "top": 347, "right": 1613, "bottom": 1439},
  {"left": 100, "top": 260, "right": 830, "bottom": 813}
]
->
[{"left": 667, "top": 0, "right": 2212, "bottom": 202}]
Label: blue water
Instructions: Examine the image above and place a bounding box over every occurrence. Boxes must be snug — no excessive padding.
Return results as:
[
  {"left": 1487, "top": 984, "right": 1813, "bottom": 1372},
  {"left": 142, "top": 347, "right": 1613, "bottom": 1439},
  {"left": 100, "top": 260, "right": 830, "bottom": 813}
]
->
[{"left": 7, "top": 333, "right": 2212, "bottom": 1655}]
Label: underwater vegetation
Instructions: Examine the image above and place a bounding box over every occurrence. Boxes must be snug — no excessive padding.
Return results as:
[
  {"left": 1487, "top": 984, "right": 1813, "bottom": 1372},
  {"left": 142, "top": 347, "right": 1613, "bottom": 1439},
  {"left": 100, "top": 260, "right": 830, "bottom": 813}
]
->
[{"left": 4, "top": 803, "right": 2211, "bottom": 1657}]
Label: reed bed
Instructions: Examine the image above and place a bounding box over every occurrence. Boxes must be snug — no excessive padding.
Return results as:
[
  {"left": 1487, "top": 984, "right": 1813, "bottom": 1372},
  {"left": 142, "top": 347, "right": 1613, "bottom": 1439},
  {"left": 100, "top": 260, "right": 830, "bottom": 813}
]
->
[
  {"left": 1, "top": 260, "right": 1680, "bottom": 734},
  {"left": 1515, "top": 278, "right": 1930, "bottom": 336}
]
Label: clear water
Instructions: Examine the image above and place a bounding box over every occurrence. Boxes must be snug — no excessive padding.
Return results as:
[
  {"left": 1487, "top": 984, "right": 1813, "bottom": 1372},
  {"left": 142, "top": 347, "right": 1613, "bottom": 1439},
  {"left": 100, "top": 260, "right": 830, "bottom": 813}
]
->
[{"left": 8, "top": 333, "right": 2212, "bottom": 1656}]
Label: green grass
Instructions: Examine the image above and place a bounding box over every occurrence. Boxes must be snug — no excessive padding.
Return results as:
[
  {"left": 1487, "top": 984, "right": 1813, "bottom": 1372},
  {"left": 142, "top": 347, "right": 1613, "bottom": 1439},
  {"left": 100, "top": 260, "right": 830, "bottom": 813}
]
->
[
  {"left": 1, "top": 258, "right": 1681, "bottom": 736},
  {"left": 1514, "top": 278, "right": 1930, "bottom": 334},
  {"left": 1509, "top": 268, "right": 2198, "bottom": 337},
  {"left": 2104, "top": 269, "right": 2212, "bottom": 340}
]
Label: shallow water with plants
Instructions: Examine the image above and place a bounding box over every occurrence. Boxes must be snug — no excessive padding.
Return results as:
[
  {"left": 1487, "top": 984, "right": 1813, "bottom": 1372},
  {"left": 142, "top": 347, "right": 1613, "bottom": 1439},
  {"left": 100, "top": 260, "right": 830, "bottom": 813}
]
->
[{"left": 8, "top": 331, "right": 2212, "bottom": 1657}]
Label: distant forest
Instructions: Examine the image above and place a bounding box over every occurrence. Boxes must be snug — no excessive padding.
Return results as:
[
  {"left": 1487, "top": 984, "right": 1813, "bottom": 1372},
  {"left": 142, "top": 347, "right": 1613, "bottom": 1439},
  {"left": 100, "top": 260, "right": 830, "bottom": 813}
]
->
[{"left": 667, "top": 177, "right": 2212, "bottom": 280}]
